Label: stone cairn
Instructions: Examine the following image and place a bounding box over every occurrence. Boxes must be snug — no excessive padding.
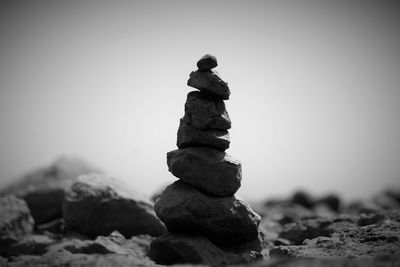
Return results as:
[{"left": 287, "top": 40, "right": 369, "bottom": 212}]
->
[{"left": 149, "top": 55, "right": 262, "bottom": 265}]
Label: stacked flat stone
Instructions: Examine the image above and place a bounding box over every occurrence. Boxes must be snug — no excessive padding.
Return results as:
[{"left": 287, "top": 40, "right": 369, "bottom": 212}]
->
[{"left": 149, "top": 55, "right": 262, "bottom": 265}]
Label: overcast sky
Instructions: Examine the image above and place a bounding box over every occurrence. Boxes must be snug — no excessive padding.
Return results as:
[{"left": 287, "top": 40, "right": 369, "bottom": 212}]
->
[{"left": 1, "top": 0, "right": 399, "bottom": 201}]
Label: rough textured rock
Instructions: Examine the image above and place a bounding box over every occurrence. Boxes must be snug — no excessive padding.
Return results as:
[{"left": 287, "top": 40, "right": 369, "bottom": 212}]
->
[
  {"left": 270, "top": 211, "right": 400, "bottom": 260},
  {"left": 182, "top": 91, "right": 231, "bottom": 130},
  {"left": 196, "top": 54, "right": 218, "bottom": 71},
  {"left": 148, "top": 233, "right": 260, "bottom": 265},
  {"left": 167, "top": 147, "right": 241, "bottom": 196},
  {"left": 279, "top": 219, "right": 336, "bottom": 245},
  {"left": 1, "top": 234, "right": 55, "bottom": 257},
  {"left": 48, "top": 231, "right": 153, "bottom": 260},
  {"left": 0, "top": 157, "right": 100, "bottom": 224},
  {"left": 187, "top": 70, "right": 230, "bottom": 100},
  {"left": 177, "top": 119, "right": 230, "bottom": 151},
  {"left": 63, "top": 174, "right": 166, "bottom": 238},
  {"left": 154, "top": 181, "right": 260, "bottom": 246},
  {"left": 0, "top": 196, "right": 34, "bottom": 246}
]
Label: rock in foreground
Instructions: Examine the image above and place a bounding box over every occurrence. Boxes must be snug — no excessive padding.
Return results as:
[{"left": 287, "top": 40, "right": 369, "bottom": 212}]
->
[
  {"left": 63, "top": 174, "right": 166, "bottom": 238},
  {"left": 154, "top": 181, "right": 260, "bottom": 246},
  {"left": 0, "top": 196, "right": 34, "bottom": 246},
  {"left": 149, "top": 233, "right": 260, "bottom": 265},
  {"left": 167, "top": 147, "right": 241, "bottom": 196},
  {"left": 270, "top": 219, "right": 400, "bottom": 259}
]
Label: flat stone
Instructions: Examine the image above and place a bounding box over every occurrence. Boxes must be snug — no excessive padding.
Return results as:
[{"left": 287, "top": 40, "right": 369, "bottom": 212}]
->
[
  {"left": 2, "top": 234, "right": 55, "bottom": 257},
  {"left": 0, "top": 195, "right": 34, "bottom": 246},
  {"left": 154, "top": 181, "right": 261, "bottom": 246},
  {"left": 167, "top": 147, "right": 241, "bottom": 196},
  {"left": 63, "top": 174, "right": 166, "bottom": 238},
  {"left": 187, "top": 70, "right": 230, "bottom": 100},
  {"left": 148, "top": 233, "right": 260, "bottom": 265},
  {"left": 177, "top": 119, "right": 230, "bottom": 151},
  {"left": 196, "top": 54, "right": 218, "bottom": 71},
  {"left": 183, "top": 91, "right": 231, "bottom": 130},
  {"left": 0, "top": 157, "right": 100, "bottom": 225}
]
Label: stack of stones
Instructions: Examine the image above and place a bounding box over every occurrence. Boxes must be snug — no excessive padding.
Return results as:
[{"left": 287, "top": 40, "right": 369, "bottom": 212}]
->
[{"left": 149, "top": 55, "right": 262, "bottom": 265}]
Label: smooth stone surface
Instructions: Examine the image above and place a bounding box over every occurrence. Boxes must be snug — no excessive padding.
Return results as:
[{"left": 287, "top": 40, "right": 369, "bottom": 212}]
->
[
  {"left": 0, "top": 157, "right": 100, "bottom": 224},
  {"left": 63, "top": 174, "right": 166, "bottom": 238},
  {"left": 177, "top": 119, "right": 230, "bottom": 151},
  {"left": 196, "top": 54, "right": 218, "bottom": 71},
  {"left": 167, "top": 147, "right": 241, "bottom": 196},
  {"left": 148, "top": 233, "right": 260, "bottom": 265},
  {"left": 187, "top": 70, "right": 230, "bottom": 100},
  {"left": 0, "top": 196, "right": 34, "bottom": 246},
  {"left": 183, "top": 91, "right": 231, "bottom": 130},
  {"left": 154, "top": 181, "right": 261, "bottom": 246}
]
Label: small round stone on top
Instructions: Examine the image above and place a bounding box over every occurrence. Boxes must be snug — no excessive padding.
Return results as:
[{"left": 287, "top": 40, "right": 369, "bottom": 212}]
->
[{"left": 197, "top": 54, "right": 218, "bottom": 71}]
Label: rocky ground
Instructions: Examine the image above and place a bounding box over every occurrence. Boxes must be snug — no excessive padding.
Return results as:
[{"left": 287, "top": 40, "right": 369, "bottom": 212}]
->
[{"left": 0, "top": 157, "right": 399, "bottom": 267}]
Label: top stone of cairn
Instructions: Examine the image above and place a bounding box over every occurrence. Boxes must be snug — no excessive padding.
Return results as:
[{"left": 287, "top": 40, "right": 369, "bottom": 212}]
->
[{"left": 197, "top": 54, "right": 218, "bottom": 71}]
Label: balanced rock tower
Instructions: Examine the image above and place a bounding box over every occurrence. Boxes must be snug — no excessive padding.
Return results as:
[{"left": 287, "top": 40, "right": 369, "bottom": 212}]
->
[{"left": 149, "top": 55, "right": 262, "bottom": 266}]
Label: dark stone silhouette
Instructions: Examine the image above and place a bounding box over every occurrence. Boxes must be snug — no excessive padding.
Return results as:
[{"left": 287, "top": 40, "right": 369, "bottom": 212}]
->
[{"left": 149, "top": 54, "right": 261, "bottom": 265}]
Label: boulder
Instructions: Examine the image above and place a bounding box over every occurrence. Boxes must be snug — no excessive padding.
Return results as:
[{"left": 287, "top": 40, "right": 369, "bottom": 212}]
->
[
  {"left": 167, "top": 147, "right": 241, "bottom": 196},
  {"left": 196, "top": 54, "right": 218, "bottom": 71},
  {"left": 182, "top": 91, "right": 231, "bottom": 130},
  {"left": 187, "top": 70, "right": 230, "bottom": 100},
  {"left": 0, "top": 157, "right": 100, "bottom": 224},
  {"left": 177, "top": 119, "right": 230, "bottom": 151},
  {"left": 154, "top": 181, "right": 260, "bottom": 246},
  {"left": 63, "top": 174, "right": 166, "bottom": 238},
  {"left": 148, "top": 233, "right": 260, "bottom": 265},
  {"left": 0, "top": 195, "right": 34, "bottom": 246}
]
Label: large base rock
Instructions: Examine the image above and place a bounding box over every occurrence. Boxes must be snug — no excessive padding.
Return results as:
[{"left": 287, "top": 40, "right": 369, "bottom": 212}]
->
[
  {"left": 154, "top": 181, "right": 260, "bottom": 246},
  {"left": 183, "top": 91, "right": 231, "bottom": 130},
  {"left": 167, "top": 147, "right": 241, "bottom": 196},
  {"left": 0, "top": 157, "right": 100, "bottom": 224},
  {"left": 0, "top": 196, "right": 34, "bottom": 246},
  {"left": 63, "top": 174, "right": 166, "bottom": 238},
  {"left": 148, "top": 233, "right": 261, "bottom": 265},
  {"left": 177, "top": 119, "right": 230, "bottom": 151}
]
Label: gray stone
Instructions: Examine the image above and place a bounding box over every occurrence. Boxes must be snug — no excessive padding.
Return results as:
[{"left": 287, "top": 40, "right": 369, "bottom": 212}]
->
[
  {"left": 148, "top": 233, "right": 260, "bottom": 265},
  {"left": 48, "top": 231, "right": 153, "bottom": 260},
  {"left": 197, "top": 54, "right": 218, "bottom": 71},
  {"left": 63, "top": 174, "right": 166, "bottom": 238},
  {"left": 270, "top": 218, "right": 400, "bottom": 259},
  {"left": 0, "top": 195, "right": 34, "bottom": 246},
  {"left": 0, "top": 157, "right": 100, "bottom": 224},
  {"left": 177, "top": 119, "right": 230, "bottom": 151},
  {"left": 167, "top": 147, "right": 241, "bottom": 196},
  {"left": 154, "top": 181, "right": 260, "bottom": 246},
  {"left": 182, "top": 91, "right": 231, "bottom": 130},
  {"left": 187, "top": 70, "right": 230, "bottom": 100},
  {"left": 2, "top": 235, "right": 55, "bottom": 257}
]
